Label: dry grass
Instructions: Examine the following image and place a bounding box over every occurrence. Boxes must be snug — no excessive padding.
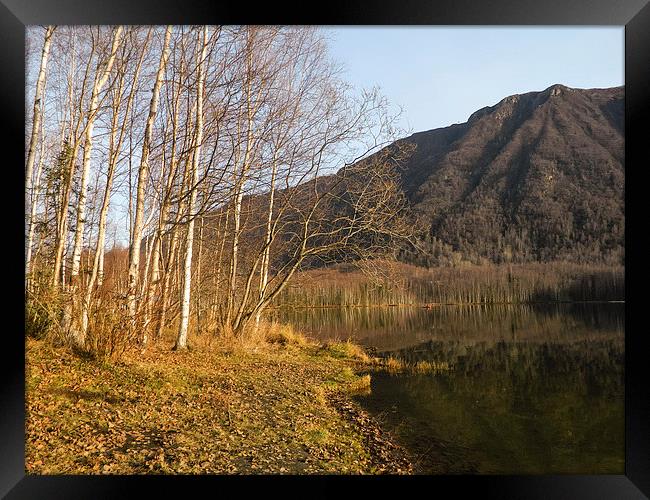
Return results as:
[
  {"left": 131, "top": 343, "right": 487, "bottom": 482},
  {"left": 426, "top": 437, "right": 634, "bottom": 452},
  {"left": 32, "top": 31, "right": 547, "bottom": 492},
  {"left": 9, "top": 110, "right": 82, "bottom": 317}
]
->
[
  {"left": 175, "top": 321, "right": 312, "bottom": 355},
  {"left": 263, "top": 322, "right": 311, "bottom": 347},
  {"left": 412, "top": 360, "right": 450, "bottom": 373},
  {"left": 323, "top": 340, "right": 370, "bottom": 363},
  {"left": 26, "top": 334, "right": 411, "bottom": 474},
  {"left": 346, "top": 374, "right": 371, "bottom": 395},
  {"left": 381, "top": 356, "right": 451, "bottom": 374},
  {"left": 25, "top": 285, "right": 66, "bottom": 344},
  {"left": 384, "top": 356, "right": 403, "bottom": 373}
]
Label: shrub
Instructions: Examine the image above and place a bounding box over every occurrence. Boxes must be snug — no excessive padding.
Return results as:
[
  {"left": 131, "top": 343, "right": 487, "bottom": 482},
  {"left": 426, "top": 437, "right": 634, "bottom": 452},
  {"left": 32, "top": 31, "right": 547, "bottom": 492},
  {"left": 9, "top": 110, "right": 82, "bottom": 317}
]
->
[
  {"left": 84, "top": 292, "right": 134, "bottom": 361},
  {"left": 25, "top": 286, "right": 63, "bottom": 342}
]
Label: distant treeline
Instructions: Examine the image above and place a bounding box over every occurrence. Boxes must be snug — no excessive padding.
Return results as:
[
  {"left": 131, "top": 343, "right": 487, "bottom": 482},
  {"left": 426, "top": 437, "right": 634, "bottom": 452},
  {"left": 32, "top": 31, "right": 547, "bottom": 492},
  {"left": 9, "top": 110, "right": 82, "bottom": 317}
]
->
[{"left": 273, "top": 260, "right": 625, "bottom": 307}]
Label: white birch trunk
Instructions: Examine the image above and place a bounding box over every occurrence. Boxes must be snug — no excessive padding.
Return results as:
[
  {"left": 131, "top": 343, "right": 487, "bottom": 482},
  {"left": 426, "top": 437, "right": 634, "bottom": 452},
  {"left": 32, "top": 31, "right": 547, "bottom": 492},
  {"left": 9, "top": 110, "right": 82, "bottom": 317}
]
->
[
  {"left": 26, "top": 25, "right": 55, "bottom": 285},
  {"left": 26, "top": 113, "right": 47, "bottom": 292},
  {"left": 70, "top": 26, "right": 123, "bottom": 285},
  {"left": 127, "top": 26, "right": 171, "bottom": 324},
  {"left": 225, "top": 185, "right": 244, "bottom": 328},
  {"left": 175, "top": 26, "right": 207, "bottom": 350},
  {"left": 255, "top": 153, "right": 278, "bottom": 327},
  {"left": 156, "top": 229, "right": 179, "bottom": 339},
  {"left": 65, "top": 27, "right": 123, "bottom": 346},
  {"left": 195, "top": 215, "right": 204, "bottom": 334},
  {"left": 97, "top": 245, "right": 105, "bottom": 286},
  {"left": 51, "top": 33, "right": 83, "bottom": 288},
  {"left": 79, "top": 23, "right": 148, "bottom": 336}
]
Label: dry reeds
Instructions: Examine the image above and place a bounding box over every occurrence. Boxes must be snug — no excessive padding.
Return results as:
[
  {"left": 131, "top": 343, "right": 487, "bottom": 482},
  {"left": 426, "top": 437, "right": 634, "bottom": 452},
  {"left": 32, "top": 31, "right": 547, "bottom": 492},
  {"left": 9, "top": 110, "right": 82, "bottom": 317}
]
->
[
  {"left": 382, "top": 355, "right": 451, "bottom": 374},
  {"left": 263, "top": 321, "right": 310, "bottom": 347},
  {"left": 346, "top": 374, "right": 371, "bottom": 394}
]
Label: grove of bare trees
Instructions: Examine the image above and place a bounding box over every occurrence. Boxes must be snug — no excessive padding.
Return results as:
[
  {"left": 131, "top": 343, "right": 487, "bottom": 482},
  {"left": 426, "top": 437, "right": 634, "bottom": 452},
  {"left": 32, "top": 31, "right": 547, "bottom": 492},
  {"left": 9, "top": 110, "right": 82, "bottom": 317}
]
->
[{"left": 25, "top": 25, "right": 411, "bottom": 356}]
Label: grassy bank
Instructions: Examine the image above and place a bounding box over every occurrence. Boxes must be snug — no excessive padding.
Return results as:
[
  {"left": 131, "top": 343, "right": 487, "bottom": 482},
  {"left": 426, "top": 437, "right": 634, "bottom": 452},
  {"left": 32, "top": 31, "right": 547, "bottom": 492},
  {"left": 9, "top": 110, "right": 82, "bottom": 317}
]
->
[{"left": 25, "top": 330, "right": 412, "bottom": 475}]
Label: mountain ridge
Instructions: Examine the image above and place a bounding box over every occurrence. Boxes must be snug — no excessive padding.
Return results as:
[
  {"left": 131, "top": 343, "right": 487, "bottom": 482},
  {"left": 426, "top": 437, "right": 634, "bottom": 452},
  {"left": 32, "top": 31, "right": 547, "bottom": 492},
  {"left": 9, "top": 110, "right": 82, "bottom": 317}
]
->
[{"left": 385, "top": 83, "right": 624, "bottom": 266}]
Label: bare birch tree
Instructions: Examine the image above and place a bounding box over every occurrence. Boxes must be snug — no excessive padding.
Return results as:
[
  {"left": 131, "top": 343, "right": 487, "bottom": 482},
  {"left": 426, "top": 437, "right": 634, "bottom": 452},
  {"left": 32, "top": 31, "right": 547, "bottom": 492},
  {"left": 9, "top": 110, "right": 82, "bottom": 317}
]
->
[
  {"left": 80, "top": 28, "right": 151, "bottom": 339},
  {"left": 26, "top": 25, "right": 412, "bottom": 354},
  {"left": 126, "top": 26, "right": 171, "bottom": 334},
  {"left": 175, "top": 26, "right": 208, "bottom": 350},
  {"left": 64, "top": 26, "right": 123, "bottom": 345},
  {"left": 26, "top": 25, "right": 56, "bottom": 288},
  {"left": 69, "top": 26, "right": 124, "bottom": 288}
]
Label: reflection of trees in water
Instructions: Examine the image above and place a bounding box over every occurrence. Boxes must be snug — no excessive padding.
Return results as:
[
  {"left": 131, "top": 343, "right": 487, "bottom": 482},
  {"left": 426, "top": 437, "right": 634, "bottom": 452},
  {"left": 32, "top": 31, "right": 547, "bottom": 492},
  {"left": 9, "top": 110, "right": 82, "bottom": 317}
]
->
[
  {"left": 531, "top": 302, "right": 624, "bottom": 332},
  {"left": 276, "top": 262, "right": 625, "bottom": 307},
  {"left": 393, "top": 339, "right": 623, "bottom": 386},
  {"left": 268, "top": 303, "right": 624, "bottom": 351},
  {"left": 359, "top": 338, "right": 624, "bottom": 474}
]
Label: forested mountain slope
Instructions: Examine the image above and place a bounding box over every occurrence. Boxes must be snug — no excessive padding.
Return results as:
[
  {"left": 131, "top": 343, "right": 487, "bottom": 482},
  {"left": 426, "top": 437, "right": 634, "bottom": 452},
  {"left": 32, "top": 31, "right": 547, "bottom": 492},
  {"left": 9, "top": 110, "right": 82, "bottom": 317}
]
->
[{"left": 389, "top": 84, "right": 624, "bottom": 265}]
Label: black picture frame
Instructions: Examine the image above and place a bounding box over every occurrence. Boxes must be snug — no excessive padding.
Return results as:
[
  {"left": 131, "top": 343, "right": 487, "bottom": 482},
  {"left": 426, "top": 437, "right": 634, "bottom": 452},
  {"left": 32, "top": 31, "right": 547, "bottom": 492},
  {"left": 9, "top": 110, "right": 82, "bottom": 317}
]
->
[{"left": 3, "top": 1, "right": 648, "bottom": 498}]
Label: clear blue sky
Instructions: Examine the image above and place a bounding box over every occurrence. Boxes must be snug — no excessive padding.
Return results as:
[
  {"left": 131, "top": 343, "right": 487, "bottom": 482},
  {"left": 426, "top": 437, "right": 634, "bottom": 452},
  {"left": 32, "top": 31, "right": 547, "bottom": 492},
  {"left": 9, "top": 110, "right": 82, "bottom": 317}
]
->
[{"left": 324, "top": 27, "right": 624, "bottom": 135}]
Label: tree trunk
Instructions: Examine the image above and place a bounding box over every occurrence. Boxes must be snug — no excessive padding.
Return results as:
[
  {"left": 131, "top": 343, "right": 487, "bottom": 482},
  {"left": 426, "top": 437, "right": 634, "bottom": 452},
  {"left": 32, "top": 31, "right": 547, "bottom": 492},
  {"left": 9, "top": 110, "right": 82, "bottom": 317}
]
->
[
  {"left": 52, "top": 140, "right": 79, "bottom": 288},
  {"left": 26, "top": 25, "right": 55, "bottom": 288},
  {"left": 66, "top": 26, "right": 123, "bottom": 347},
  {"left": 175, "top": 26, "right": 207, "bottom": 350},
  {"left": 70, "top": 26, "right": 124, "bottom": 286},
  {"left": 127, "top": 26, "right": 171, "bottom": 329},
  {"left": 155, "top": 228, "right": 180, "bottom": 339},
  {"left": 26, "top": 109, "right": 47, "bottom": 293},
  {"left": 255, "top": 151, "right": 278, "bottom": 327},
  {"left": 145, "top": 47, "right": 183, "bottom": 343}
]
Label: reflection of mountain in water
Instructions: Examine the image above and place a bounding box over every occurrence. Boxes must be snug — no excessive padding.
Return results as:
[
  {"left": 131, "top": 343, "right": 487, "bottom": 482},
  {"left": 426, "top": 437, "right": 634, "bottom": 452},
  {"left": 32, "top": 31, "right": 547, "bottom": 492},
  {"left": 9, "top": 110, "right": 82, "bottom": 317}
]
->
[{"left": 269, "top": 303, "right": 624, "bottom": 352}]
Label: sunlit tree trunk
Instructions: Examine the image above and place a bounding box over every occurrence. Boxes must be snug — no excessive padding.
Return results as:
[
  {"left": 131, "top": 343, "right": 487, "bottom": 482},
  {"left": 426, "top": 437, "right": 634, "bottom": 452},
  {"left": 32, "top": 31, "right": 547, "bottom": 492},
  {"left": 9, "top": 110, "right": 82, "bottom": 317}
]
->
[
  {"left": 210, "top": 207, "right": 230, "bottom": 328},
  {"left": 146, "top": 45, "right": 183, "bottom": 342},
  {"left": 255, "top": 151, "right": 278, "bottom": 327},
  {"left": 127, "top": 26, "right": 171, "bottom": 331},
  {"left": 78, "top": 27, "right": 149, "bottom": 333},
  {"left": 175, "top": 26, "right": 207, "bottom": 350},
  {"left": 70, "top": 26, "right": 123, "bottom": 288},
  {"left": 225, "top": 185, "right": 244, "bottom": 330},
  {"left": 26, "top": 107, "right": 47, "bottom": 294},
  {"left": 26, "top": 25, "right": 55, "bottom": 288},
  {"left": 156, "top": 229, "right": 180, "bottom": 339},
  {"left": 52, "top": 137, "right": 80, "bottom": 289},
  {"left": 65, "top": 27, "right": 123, "bottom": 346},
  {"left": 225, "top": 31, "right": 256, "bottom": 331},
  {"left": 52, "top": 29, "right": 88, "bottom": 288},
  {"left": 195, "top": 214, "right": 204, "bottom": 334}
]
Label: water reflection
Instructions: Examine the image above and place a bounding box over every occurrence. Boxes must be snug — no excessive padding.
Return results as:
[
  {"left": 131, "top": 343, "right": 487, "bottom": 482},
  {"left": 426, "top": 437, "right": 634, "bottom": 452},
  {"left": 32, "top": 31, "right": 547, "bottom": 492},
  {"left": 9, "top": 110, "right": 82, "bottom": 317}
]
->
[
  {"left": 268, "top": 303, "right": 624, "bottom": 351},
  {"left": 270, "top": 303, "right": 624, "bottom": 474}
]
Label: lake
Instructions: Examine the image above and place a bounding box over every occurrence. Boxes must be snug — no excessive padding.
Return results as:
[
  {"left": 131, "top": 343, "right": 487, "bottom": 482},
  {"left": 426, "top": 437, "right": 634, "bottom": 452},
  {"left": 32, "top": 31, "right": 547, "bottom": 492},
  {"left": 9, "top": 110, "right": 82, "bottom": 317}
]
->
[{"left": 268, "top": 303, "right": 625, "bottom": 474}]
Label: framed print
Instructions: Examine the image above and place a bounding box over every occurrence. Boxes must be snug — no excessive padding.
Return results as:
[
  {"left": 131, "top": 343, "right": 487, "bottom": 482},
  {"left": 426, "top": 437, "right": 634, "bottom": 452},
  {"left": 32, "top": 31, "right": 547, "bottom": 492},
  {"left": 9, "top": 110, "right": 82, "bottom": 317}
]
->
[{"left": 3, "top": 0, "right": 649, "bottom": 498}]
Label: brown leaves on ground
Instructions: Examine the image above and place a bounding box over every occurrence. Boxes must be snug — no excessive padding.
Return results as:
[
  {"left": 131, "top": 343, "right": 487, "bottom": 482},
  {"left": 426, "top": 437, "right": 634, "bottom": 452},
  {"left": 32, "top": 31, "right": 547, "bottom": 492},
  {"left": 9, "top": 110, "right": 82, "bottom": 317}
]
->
[{"left": 25, "top": 338, "right": 412, "bottom": 475}]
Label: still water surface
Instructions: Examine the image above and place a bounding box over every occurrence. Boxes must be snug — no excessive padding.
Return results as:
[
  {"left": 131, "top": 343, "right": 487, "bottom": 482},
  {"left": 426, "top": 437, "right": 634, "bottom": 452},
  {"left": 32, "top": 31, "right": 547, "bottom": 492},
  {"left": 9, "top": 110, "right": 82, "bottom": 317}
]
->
[{"left": 269, "top": 303, "right": 624, "bottom": 474}]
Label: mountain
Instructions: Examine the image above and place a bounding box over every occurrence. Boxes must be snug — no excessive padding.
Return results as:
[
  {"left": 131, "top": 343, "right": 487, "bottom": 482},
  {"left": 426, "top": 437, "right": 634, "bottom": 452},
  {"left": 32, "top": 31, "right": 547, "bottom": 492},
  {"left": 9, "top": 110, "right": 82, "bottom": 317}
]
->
[
  {"left": 190, "top": 84, "right": 624, "bottom": 270},
  {"left": 388, "top": 84, "right": 624, "bottom": 266}
]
